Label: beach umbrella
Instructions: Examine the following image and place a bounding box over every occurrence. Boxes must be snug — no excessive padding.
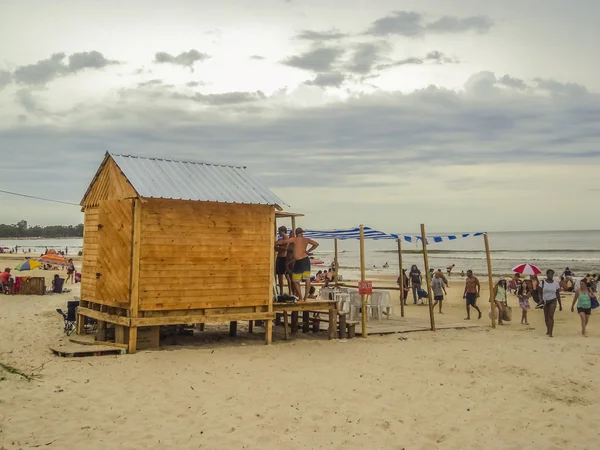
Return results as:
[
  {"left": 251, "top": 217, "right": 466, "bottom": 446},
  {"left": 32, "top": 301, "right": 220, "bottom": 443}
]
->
[
  {"left": 14, "top": 260, "right": 43, "bottom": 271},
  {"left": 46, "top": 249, "right": 58, "bottom": 255},
  {"left": 512, "top": 263, "right": 541, "bottom": 275},
  {"left": 38, "top": 254, "right": 69, "bottom": 266}
]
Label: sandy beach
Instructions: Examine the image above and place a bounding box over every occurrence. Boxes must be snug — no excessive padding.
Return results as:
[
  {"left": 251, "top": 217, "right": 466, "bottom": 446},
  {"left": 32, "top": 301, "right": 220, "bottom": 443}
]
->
[{"left": 1, "top": 258, "right": 599, "bottom": 449}]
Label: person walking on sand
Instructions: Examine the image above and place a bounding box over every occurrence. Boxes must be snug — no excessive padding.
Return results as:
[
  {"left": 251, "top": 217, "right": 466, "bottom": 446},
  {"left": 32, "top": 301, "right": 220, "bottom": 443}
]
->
[
  {"left": 432, "top": 271, "right": 447, "bottom": 314},
  {"left": 66, "top": 259, "right": 75, "bottom": 284},
  {"left": 571, "top": 280, "right": 593, "bottom": 337},
  {"left": 518, "top": 282, "right": 531, "bottom": 325},
  {"left": 539, "top": 269, "right": 562, "bottom": 337},
  {"left": 463, "top": 270, "right": 482, "bottom": 320},
  {"left": 397, "top": 269, "right": 409, "bottom": 305},
  {"left": 274, "top": 226, "right": 292, "bottom": 295},
  {"left": 530, "top": 275, "right": 541, "bottom": 306},
  {"left": 278, "top": 228, "right": 319, "bottom": 302},
  {"left": 409, "top": 265, "right": 422, "bottom": 305},
  {"left": 493, "top": 277, "right": 508, "bottom": 325}
]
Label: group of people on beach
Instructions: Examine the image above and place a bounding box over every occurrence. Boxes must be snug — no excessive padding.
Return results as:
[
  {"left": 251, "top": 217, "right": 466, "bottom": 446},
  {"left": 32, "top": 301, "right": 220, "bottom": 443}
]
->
[
  {"left": 274, "top": 226, "right": 319, "bottom": 302},
  {"left": 398, "top": 264, "right": 596, "bottom": 337},
  {"left": 496, "top": 268, "right": 596, "bottom": 337}
]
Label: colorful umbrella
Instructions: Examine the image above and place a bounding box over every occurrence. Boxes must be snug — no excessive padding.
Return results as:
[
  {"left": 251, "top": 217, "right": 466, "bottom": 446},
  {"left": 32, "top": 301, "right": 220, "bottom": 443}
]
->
[
  {"left": 38, "top": 254, "right": 69, "bottom": 266},
  {"left": 14, "top": 260, "right": 43, "bottom": 271},
  {"left": 46, "top": 249, "right": 58, "bottom": 255},
  {"left": 512, "top": 263, "right": 541, "bottom": 275}
]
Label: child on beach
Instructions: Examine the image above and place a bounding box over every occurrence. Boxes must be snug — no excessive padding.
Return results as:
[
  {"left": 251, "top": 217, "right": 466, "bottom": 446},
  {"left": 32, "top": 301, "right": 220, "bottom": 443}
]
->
[
  {"left": 432, "top": 271, "right": 447, "bottom": 314},
  {"left": 518, "top": 282, "right": 531, "bottom": 325},
  {"left": 571, "top": 280, "right": 594, "bottom": 337}
]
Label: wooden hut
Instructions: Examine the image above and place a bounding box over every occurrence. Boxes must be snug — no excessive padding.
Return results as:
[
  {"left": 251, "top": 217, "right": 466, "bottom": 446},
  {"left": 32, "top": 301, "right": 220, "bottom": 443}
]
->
[{"left": 77, "top": 153, "right": 286, "bottom": 353}]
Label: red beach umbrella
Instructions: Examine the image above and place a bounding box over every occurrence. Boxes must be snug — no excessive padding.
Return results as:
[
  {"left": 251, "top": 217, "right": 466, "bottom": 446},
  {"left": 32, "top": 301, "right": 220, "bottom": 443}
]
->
[{"left": 512, "top": 263, "right": 542, "bottom": 276}]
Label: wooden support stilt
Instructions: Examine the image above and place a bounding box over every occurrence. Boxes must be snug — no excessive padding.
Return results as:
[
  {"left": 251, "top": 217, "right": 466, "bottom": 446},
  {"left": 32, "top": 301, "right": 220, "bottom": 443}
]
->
[
  {"left": 334, "top": 238, "right": 339, "bottom": 288},
  {"left": 76, "top": 313, "right": 85, "bottom": 335},
  {"left": 128, "top": 326, "right": 138, "bottom": 354},
  {"left": 397, "top": 238, "right": 405, "bottom": 317},
  {"left": 338, "top": 312, "right": 347, "bottom": 339},
  {"left": 359, "top": 225, "right": 367, "bottom": 338},
  {"left": 328, "top": 307, "right": 337, "bottom": 339},
  {"left": 229, "top": 321, "right": 238, "bottom": 337},
  {"left": 291, "top": 311, "right": 299, "bottom": 333},
  {"left": 484, "top": 234, "right": 496, "bottom": 329},
  {"left": 420, "top": 224, "right": 436, "bottom": 332},
  {"left": 302, "top": 311, "right": 310, "bottom": 333},
  {"left": 283, "top": 311, "right": 289, "bottom": 339},
  {"left": 312, "top": 315, "right": 320, "bottom": 333}
]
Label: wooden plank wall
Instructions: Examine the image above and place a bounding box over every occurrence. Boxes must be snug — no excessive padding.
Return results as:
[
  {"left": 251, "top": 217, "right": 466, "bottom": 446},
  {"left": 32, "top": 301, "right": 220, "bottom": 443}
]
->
[
  {"left": 82, "top": 157, "right": 137, "bottom": 209},
  {"left": 95, "top": 199, "right": 134, "bottom": 307},
  {"left": 138, "top": 199, "right": 274, "bottom": 311},
  {"left": 81, "top": 207, "right": 99, "bottom": 301},
  {"left": 81, "top": 156, "right": 137, "bottom": 304}
]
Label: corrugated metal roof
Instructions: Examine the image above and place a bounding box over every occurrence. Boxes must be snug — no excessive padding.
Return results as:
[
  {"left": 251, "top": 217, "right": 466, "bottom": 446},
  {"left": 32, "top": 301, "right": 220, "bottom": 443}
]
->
[{"left": 109, "top": 153, "right": 287, "bottom": 207}]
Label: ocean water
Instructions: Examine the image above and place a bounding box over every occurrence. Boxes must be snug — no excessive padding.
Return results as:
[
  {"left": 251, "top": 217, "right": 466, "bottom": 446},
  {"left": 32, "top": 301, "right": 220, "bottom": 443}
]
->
[
  {"left": 2, "top": 231, "right": 598, "bottom": 279},
  {"left": 0, "top": 238, "right": 83, "bottom": 255}
]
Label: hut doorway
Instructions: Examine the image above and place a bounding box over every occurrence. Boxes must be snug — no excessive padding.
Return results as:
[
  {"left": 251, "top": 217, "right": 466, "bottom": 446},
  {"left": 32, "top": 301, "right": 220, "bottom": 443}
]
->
[{"left": 95, "top": 199, "right": 134, "bottom": 306}]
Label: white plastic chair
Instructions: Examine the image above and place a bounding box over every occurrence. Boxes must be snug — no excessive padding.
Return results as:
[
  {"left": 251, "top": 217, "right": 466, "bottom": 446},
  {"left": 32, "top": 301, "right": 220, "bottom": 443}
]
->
[
  {"left": 334, "top": 291, "right": 351, "bottom": 313},
  {"left": 319, "top": 287, "right": 336, "bottom": 300},
  {"left": 369, "top": 291, "right": 383, "bottom": 320},
  {"left": 374, "top": 290, "right": 392, "bottom": 319},
  {"left": 349, "top": 291, "right": 361, "bottom": 320}
]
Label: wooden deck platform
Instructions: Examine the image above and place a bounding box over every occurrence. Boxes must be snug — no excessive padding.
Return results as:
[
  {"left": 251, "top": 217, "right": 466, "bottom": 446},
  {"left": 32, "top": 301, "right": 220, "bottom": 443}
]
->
[
  {"left": 50, "top": 343, "right": 126, "bottom": 358},
  {"left": 362, "top": 317, "right": 484, "bottom": 335},
  {"left": 273, "top": 300, "right": 338, "bottom": 340}
]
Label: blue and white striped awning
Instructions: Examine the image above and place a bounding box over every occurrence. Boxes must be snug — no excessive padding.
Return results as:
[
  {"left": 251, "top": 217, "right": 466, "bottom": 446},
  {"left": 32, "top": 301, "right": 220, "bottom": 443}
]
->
[
  {"left": 303, "top": 227, "right": 395, "bottom": 240},
  {"left": 391, "top": 232, "right": 487, "bottom": 244},
  {"left": 295, "top": 227, "right": 487, "bottom": 243}
]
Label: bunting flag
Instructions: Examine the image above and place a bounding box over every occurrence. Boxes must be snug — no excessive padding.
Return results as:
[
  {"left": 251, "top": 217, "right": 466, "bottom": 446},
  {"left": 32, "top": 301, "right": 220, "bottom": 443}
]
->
[
  {"left": 302, "top": 227, "right": 395, "bottom": 240},
  {"left": 391, "top": 232, "right": 487, "bottom": 244}
]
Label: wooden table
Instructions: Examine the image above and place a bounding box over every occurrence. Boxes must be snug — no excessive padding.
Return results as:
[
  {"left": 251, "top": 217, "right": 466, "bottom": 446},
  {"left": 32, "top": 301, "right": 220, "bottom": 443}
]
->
[{"left": 273, "top": 300, "right": 338, "bottom": 340}]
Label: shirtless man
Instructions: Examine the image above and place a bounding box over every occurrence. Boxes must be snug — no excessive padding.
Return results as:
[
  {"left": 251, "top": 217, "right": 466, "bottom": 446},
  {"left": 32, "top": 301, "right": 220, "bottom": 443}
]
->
[
  {"left": 463, "top": 269, "right": 482, "bottom": 320},
  {"left": 279, "top": 228, "right": 319, "bottom": 301},
  {"left": 274, "top": 226, "right": 292, "bottom": 295}
]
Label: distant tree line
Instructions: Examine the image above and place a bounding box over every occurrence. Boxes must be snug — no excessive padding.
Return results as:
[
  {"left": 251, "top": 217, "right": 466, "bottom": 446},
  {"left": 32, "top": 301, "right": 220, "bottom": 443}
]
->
[{"left": 0, "top": 223, "right": 84, "bottom": 238}]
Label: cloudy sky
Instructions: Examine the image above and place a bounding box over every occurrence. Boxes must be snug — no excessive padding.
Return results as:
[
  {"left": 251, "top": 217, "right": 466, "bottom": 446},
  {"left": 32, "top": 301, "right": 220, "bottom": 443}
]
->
[{"left": 0, "top": 0, "right": 598, "bottom": 233}]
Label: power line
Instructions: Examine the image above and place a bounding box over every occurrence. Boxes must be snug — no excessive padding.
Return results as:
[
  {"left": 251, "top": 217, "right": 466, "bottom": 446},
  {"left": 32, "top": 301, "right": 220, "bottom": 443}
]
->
[{"left": 0, "top": 189, "right": 80, "bottom": 206}]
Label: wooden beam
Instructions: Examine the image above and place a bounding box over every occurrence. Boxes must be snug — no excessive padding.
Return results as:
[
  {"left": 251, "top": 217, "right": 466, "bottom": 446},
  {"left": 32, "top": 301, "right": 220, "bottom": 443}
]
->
[
  {"left": 229, "top": 321, "right": 238, "bottom": 337},
  {"left": 130, "top": 199, "right": 142, "bottom": 318},
  {"left": 397, "top": 238, "right": 405, "bottom": 318},
  {"left": 359, "top": 225, "right": 367, "bottom": 338},
  {"left": 132, "top": 312, "right": 274, "bottom": 327},
  {"left": 334, "top": 238, "right": 339, "bottom": 288},
  {"left": 272, "top": 301, "right": 337, "bottom": 312},
  {"left": 484, "top": 234, "right": 496, "bottom": 329},
  {"left": 77, "top": 306, "right": 131, "bottom": 326},
  {"left": 266, "top": 207, "right": 275, "bottom": 345},
  {"left": 128, "top": 198, "right": 143, "bottom": 354},
  {"left": 420, "top": 224, "right": 436, "bottom": 332}
]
